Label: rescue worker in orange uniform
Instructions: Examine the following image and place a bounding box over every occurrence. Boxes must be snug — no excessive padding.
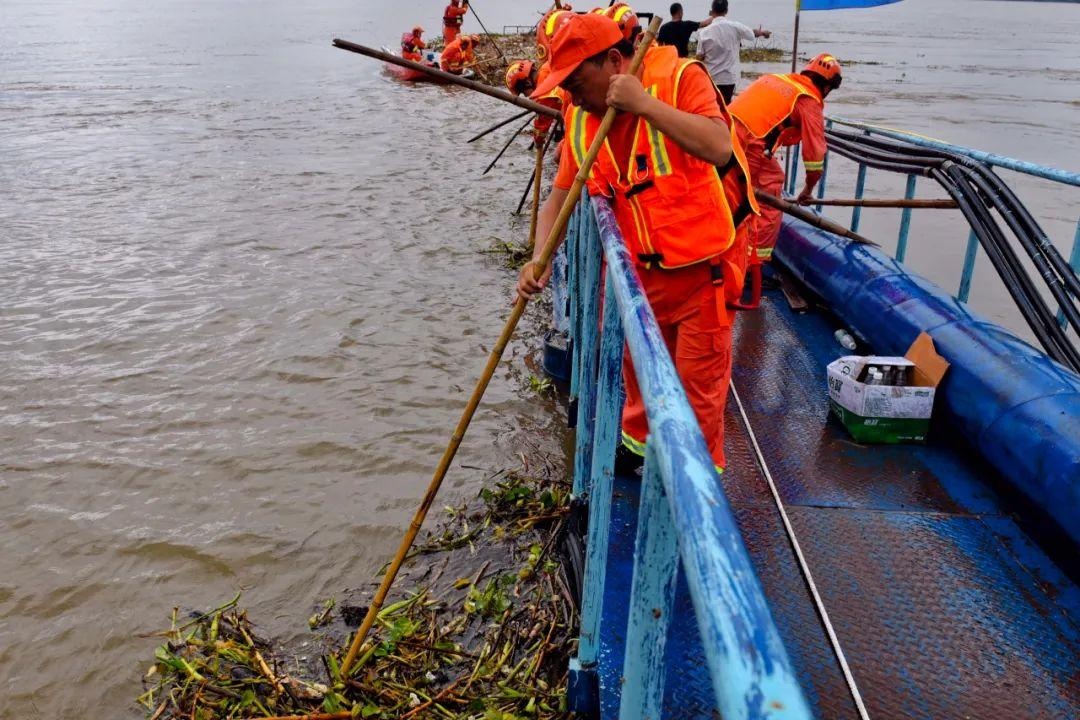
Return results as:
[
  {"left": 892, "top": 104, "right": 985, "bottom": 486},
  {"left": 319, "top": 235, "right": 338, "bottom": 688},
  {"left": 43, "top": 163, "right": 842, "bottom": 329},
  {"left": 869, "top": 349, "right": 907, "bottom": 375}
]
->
[
  {"left": 440, "top": 34, "right": 477, "bottom": 74},
  {"left": 516, "top": 12, "right": 758, "bottom": 471},
  {"left": 727, "top": 53, "right": 842, "bottom": 308},
  {"left": 443, "top": 0, "right": 469, "bottom": 44},
  {"left": 505, "top": 60, "right": 568, "bottom": 148},
  {"left": 400, "top": 26, "right": 426, "bottom": 63},
  {"left": 536, "top": 6, "right": 575, "bottom": 63}
]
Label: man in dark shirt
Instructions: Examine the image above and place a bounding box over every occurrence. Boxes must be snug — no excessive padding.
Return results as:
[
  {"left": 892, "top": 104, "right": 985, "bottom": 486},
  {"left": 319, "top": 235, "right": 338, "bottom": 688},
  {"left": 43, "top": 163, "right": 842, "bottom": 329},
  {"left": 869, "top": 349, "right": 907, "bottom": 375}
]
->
[{"left": 657, "top": 2, "right": 712, "bottom": 57}]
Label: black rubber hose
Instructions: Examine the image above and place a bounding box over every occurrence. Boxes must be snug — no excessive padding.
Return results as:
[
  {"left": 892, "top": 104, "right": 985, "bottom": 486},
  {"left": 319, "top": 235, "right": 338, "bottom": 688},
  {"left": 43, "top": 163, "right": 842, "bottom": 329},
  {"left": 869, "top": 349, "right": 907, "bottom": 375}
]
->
[
  {"left": 936, "top": 164, "right": 1080, "bottom": 369},
  {"left": 958, "top": 165, "right": 1080, "bottom": 333}
]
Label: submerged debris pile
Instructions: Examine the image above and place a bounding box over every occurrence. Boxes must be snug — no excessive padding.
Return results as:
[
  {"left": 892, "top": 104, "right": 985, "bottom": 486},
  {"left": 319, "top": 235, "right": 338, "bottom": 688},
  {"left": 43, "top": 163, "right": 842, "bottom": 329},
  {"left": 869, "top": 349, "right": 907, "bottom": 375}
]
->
[{"left": 140, "top": 469, "right": 576, "bottom": 719}]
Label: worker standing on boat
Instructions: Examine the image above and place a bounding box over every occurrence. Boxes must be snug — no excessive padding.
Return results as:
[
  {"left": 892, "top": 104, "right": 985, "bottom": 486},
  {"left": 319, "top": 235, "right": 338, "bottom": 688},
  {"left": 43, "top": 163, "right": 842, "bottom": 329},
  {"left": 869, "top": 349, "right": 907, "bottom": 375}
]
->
[
  {"left": 400, "top": 26, "right": 426, "bottom": 63},
  {"left": 696, "top": 0, "right": 771, "bottom": 104},
  {"left": 727, "top": 53, "right": 841, "bottom": 308},
  {"left": 443, "top": 0, "right": 469, "bottom": 44},
  {"left": 439, "top": 34, "right": 476, "bottom": 74},
  {"left": 516, "top": 12, "right": 757, "bottom": 472},
  {"left": 505, "top": 60, "right": 567, "bottom": 148}
]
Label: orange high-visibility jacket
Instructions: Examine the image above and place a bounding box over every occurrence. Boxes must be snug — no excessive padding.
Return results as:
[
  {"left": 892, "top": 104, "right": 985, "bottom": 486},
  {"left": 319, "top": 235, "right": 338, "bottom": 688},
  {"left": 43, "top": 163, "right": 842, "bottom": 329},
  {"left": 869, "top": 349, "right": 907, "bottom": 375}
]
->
[
  {"left": 443, "top": 4, "right": 467, "bottom": 29},
  {"left": 564, "top": 46, "right": 758, "bottom": 282},
  {"left": 439, "top": 39, "right": 472, "bottom": 72},
  {"left": 728, "top": 73, "right": 823, "bottom": 153}
]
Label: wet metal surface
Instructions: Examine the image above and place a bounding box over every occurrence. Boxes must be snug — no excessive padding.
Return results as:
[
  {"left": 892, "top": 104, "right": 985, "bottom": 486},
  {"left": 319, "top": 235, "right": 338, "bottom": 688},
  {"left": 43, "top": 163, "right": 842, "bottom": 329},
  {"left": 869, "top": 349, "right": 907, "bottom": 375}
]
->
[{"left": 595, "top": 289, "right": 1080, "bottom": 719}]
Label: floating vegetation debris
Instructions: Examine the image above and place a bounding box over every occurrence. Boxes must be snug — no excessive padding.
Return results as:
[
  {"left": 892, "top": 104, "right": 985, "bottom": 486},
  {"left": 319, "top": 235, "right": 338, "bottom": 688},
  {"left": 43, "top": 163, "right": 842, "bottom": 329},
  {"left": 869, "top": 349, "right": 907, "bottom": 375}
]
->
[{"left": 139, "top": 469, "right": 576, "bottom": 720}]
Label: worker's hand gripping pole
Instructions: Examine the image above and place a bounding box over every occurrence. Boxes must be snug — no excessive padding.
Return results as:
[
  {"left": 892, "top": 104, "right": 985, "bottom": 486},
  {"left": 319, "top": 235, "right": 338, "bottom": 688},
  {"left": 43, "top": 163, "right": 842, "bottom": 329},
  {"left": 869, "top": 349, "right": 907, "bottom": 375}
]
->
[{"left": 337, "top": 16, "right": 664, "bottom": 679}]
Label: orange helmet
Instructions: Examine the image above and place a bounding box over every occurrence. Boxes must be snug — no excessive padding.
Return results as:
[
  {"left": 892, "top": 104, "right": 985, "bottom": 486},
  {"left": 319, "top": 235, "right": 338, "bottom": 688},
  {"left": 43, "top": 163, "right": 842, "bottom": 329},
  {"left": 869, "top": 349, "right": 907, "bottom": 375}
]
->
[
  {"left": 536, "top": 8, "right": 575, "bottom": 61},
  {"left": 803, "top": 53, "right": 842, "bottom": 88},
  {"left": 412, "top": 25, "right": 424, "bottom": 35},
  {"left": 592, "top": 3, "right": 639, "bottom": 43},
  {"left": 505, "top": 60, "right": 536, "bottom": 95}
]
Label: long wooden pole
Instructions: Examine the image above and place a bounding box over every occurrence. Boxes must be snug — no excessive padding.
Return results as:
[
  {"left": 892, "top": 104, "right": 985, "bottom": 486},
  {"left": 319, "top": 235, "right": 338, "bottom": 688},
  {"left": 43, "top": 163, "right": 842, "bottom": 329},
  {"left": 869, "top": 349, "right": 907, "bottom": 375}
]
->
[
  {"left": 331, "top": 39, "right": 560, "bottom": 119},
  {"left": 516, "top": 127, "right": 558, "bottom": 214},
  {"left": 812, "top": 197, "right": 958, "bottom": 209},
  {"left": 755, "top": 190, "right": 879, "bottom": 246},
  {"left": 467, "top": 2, "right": 508, "bottom": 64},
  {"left": 468, "top": 109, "right": 532, "bottom": 143},
  {"left": 336, "top": 17, "right": 664, "bottom": 679},
  {"left": 526, "top": 139, "right": 546, "bottom": 251}
]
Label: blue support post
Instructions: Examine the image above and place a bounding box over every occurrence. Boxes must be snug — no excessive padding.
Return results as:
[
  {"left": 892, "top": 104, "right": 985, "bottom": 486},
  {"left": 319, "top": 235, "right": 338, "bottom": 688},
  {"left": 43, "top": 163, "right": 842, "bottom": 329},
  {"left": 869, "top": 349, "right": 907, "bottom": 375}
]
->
[
  {"left": 578, "top": 273, "right": 625, "bottom": 666},
  {"left": 568, "top": 203, "right": 582, "bottom": 401},
  {"left": 815, "top": 152, "right": 829, "bottom": 213},
  {"left": 1057, "top": 217, "right": 1080, "bottom": 327},
  {"left": 618, "top": 444, "right": 679, "bottom": 720},
  {"left": 787, "top": 144, "right": 801, "bottom": 196},
  {"left": 851, "top": 162, "right": 867, "bottom": 232},
  {"left": 958, "top": 228, "right": 979, "bottom": 303},
  {"left": 895, "top": 174, "right": 917, "bottom": 263},
  {"left": 573, "top": 210, "right": 602, "bottom": 496}
]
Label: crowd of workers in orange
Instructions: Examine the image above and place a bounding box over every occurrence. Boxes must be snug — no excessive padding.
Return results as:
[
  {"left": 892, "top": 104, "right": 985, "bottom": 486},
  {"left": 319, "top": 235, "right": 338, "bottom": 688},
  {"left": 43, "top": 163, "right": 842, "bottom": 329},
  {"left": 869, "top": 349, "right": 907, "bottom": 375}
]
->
[
  {"left": 398, "top": 1, "right": 485, "bottom": 74},
  {"left": 403, "top": 3, "right": 842, "bottom": 473}
]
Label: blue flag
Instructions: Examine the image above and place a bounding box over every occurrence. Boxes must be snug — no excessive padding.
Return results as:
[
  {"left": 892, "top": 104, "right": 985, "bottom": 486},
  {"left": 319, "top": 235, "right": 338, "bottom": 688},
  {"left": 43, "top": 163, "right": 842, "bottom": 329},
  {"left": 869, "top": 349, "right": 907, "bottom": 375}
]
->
[{"left": 801, "top": 0, "right": 902, "bottom": 10}]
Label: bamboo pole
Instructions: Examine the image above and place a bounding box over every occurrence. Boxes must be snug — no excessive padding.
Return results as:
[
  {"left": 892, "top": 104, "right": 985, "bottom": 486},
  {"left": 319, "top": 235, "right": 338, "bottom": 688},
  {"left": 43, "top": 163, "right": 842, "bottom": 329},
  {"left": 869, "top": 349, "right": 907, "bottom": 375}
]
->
[
  {"left": 337, "top": 16, "right": 664, "bottom": 679},
  {"left": 526, "top": 138, "right": 546, "bottom": 251},
  {"left": 755, "top": 190, "right": 879, "bottom": 246},
  {"left": 331, "top": 40, "right": 560, "bottom": 119},
  {"left": 468, "top": 110, "right": 532, "bottom": 143},
  {"left": 811, "top": 197, "right": 958, "bottom": 209},
  {"left": 516, "top": 127, "right": 558, "bottom": 214}
]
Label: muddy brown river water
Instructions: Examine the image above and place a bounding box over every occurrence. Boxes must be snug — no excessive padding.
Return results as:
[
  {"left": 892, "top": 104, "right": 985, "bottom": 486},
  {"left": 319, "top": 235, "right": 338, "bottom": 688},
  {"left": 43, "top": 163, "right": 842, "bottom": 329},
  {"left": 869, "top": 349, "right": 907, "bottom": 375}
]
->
[{"left": 1, "top": 0, "right": 1077, "bottom": 715}]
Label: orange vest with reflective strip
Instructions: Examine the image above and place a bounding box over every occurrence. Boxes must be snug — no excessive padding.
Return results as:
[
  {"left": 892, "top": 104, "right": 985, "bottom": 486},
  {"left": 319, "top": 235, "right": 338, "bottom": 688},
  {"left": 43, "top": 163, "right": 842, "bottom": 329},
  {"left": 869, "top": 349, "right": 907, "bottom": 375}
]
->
[
  {"left": 728, "top": 73, "right": 823, "bottom": 152},
  {"left": 565, "top": 46, "right": 758, "bottom": 280}
]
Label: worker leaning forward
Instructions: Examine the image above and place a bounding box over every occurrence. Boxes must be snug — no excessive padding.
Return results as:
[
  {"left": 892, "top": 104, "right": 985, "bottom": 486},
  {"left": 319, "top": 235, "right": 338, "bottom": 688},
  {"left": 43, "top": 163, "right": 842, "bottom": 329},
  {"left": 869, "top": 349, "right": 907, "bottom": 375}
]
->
[
  {"left": 516, "top": 11, "right": 758, "bottom": 472},
  {"left": 440, "top": 34, "right": 478, "bottom": 74},
  {"left": 727, "top": 53, "right": 842, "bottom": 308},
  {"left": 505, "top": 60, "right": 569, "bottom": 149},
  {"left": 443, "top": 0, "right": 469, "bottom": 44}
]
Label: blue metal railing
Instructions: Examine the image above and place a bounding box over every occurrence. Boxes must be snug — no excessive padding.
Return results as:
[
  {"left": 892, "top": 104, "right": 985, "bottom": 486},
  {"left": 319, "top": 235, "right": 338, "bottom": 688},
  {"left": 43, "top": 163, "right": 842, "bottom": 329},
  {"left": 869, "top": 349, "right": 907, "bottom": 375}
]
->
[
  {"left": 562, "top": 194, "right": 812, "bottom": 720},
  {"left": 786, "top": 118, "right": 1080, "bottom": 314}
]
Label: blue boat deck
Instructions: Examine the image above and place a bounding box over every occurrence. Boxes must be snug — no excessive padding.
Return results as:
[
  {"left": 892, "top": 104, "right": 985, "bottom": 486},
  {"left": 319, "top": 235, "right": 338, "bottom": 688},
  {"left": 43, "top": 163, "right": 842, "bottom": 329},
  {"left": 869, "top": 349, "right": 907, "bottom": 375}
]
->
[{"left": 594, "top": 286, "right": 1080, "bottom": 719}]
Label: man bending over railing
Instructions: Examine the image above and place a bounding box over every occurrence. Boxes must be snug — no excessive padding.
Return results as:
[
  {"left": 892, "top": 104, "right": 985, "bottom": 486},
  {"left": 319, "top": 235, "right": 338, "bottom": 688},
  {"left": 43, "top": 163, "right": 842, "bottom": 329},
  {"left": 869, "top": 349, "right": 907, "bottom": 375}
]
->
[{"left": 515, "top": 10, "right": 758, "bottom": 472}]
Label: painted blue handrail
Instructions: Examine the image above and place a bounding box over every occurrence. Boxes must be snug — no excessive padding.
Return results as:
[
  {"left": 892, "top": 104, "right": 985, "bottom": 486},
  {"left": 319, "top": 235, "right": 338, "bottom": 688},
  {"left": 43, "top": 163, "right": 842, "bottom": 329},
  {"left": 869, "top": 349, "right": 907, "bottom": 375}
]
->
[{"left": 565, "top": 193, "right": 813, "bottom": 719}]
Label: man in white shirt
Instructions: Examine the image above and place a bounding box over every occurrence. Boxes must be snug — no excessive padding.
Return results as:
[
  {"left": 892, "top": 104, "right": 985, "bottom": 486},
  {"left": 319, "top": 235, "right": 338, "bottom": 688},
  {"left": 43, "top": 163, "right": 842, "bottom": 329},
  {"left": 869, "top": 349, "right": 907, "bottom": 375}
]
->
[{"left": 696, "top": 0, "right": 771, "bottom": 103}]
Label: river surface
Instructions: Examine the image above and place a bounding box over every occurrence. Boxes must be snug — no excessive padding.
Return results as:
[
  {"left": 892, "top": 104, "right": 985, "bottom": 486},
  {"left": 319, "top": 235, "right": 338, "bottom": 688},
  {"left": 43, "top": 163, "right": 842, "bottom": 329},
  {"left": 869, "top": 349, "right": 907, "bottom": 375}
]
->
[{"left": 1, "top": 0, "right": 1077, "bottom": 716}]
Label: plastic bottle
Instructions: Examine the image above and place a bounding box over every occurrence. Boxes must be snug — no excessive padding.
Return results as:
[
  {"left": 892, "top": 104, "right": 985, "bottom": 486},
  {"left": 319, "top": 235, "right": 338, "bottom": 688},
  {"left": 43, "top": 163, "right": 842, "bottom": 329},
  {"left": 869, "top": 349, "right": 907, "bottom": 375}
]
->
[
  {"left": 881, "top": 365, "right": 894, "bottom": 386},
  {"left": 834, "top": 329, "right": 857, "bottom": 351}
]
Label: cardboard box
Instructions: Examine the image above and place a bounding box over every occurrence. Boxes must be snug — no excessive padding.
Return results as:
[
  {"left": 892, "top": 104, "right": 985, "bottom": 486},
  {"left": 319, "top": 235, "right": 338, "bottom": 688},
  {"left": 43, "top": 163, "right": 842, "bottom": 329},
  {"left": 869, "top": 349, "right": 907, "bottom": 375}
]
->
[{"left": 827, "top": 332, "right": 950, "bottom": 443}]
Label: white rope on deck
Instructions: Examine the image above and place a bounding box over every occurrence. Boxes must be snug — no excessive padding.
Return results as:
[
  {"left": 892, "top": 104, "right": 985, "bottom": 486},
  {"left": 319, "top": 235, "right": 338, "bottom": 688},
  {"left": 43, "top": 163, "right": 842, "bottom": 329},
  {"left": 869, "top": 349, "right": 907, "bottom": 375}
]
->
[{"left": 730, "top": 382, "right": 872, "bottom": 720}]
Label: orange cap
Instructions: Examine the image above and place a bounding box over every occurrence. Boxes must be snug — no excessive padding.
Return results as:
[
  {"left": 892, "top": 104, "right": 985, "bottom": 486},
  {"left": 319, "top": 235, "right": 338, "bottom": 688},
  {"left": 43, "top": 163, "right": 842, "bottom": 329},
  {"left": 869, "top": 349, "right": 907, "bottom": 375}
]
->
[{"left": 530, "top": 13, "right": 622, "bottom": 99}]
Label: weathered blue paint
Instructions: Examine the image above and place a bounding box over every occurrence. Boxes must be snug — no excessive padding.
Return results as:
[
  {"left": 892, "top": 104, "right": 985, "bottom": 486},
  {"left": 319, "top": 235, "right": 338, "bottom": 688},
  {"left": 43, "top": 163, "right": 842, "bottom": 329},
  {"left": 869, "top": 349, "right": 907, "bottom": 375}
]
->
[
  {"left": 573, "top": 201, "right": 602, "bottom": 496},
  {"left": 830, "top": 116, "right": 1080, "bottom": 187},
  {"left": 567, "top": 657, "right": 600, "bottom": 718},
  {"left": 578, "top": 273, "right": 625, "bottom": 666},
  {"left": 551, "top": 244, "right": 570, "bottom": 335},
  {"left": 787, "top": 144, "right": 801, "bottom": 196},
  {"left": 895, "top": 174, "right": 917, "bottom": 262},
  {"left": 568, "top": 202, "right": 582, "bottom": 401},
  {"left": 591, "top": 196, "right": 814, "bottom": 720},
  {"left": 815, "top": 150, "right": 829, "bottom": 213},
  {"left": 776, "top": 217, "right": 1080, "bottom": 548},
  {"left": 618, "top": 444, "right": 679, "bottom": 720},
  {"left": 957, "top": 228, "right": 979, "bottom": 303},
  {"left": 850, "top": 163, "right": 867, "bottom": 232}
]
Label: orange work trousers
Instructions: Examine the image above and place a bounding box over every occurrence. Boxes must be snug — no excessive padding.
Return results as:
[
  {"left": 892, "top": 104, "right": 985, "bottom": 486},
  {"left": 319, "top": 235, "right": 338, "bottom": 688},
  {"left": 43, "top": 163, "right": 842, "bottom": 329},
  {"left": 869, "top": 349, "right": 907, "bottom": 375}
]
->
[
  {"left": 746, "top": 150, "right": 787, "bottom": 263},
  {"left": 443, "top": 26, "right": 460, "bottom": 44},
  {"left": 620, "top": 263, "right": 733, "bottom": 470}
]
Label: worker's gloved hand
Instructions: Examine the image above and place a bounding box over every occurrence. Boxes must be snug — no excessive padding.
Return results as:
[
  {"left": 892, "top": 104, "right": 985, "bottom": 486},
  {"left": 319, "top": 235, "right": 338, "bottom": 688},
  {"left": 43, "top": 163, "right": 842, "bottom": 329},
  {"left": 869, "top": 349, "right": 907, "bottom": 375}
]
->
[
  {"left": 796, "top": 187, "right": 815, "bottom": 205},
  {"left": 533, "top": 132, "right": 546, "bottom": 150},
  {"left": 516, "top": 259, "right": 551, "bottom": 303}
]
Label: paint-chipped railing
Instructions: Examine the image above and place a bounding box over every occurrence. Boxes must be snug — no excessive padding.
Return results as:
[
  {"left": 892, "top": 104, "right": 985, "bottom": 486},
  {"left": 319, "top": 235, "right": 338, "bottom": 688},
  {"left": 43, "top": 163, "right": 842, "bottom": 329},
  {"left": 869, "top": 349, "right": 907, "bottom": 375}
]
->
[
  {"left": 561, "top": 194, "right": 812, "bottom": 720},
  {"left": 786, "top": 117, "right": 1080, "bottom": 310}
]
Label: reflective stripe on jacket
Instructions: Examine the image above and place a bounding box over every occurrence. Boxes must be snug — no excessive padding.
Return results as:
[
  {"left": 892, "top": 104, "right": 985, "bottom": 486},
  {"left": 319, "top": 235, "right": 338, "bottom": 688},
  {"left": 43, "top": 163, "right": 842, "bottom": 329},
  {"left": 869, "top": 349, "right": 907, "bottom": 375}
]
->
[{"left": 564, "top": 46, "right": 757, "bottom": 285}]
